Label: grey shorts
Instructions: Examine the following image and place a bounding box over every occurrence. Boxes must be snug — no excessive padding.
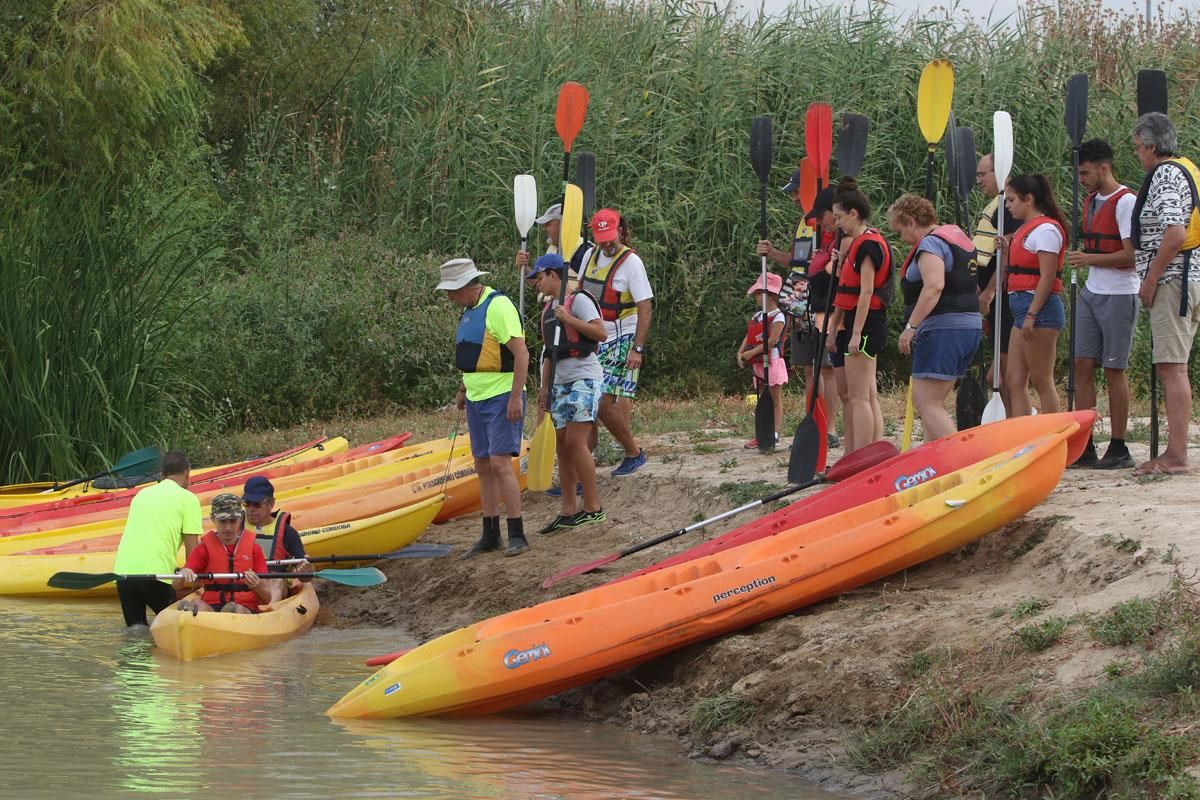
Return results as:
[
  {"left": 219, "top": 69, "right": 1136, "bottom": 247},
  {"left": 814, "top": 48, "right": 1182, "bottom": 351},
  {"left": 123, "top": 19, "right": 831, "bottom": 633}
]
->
[
  {"left": 790, "top": 324, "right": 832, "bottom": 369},
  {"left": 1073, "top": 286, "right": 1138, "bottom": 370}
]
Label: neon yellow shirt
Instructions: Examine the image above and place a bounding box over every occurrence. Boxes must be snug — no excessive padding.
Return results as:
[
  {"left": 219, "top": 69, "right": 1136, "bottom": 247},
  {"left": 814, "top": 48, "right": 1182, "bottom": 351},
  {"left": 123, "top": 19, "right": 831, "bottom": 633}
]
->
[
  {"left": 112, "top": 479, "right": 203, "bottom": 578},
  {"left": 463, "top": 287, "right": 524, "bottom": 402}
]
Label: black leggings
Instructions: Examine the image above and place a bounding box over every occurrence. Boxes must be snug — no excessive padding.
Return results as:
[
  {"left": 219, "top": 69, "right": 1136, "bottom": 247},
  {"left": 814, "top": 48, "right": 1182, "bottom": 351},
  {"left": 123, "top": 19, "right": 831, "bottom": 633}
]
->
[{"left": 116, "top": 578, "right": 177, "bottom": 627}]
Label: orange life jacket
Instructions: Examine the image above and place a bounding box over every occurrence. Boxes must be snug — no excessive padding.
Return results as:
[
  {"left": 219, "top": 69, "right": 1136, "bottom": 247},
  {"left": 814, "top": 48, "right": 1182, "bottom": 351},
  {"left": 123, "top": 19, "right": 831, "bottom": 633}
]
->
[
  {"left": 835, "top": 228, "right": 893, "bottom": 312},
  {"left": 1081, "top": 187, "right": 1134, "bottom": 267},
  {"left": 1007, "top": 216, "right": 1065, "bottom": 294},
  {"left": 199, "top": 530, "right": 263, "bottom": 611}
]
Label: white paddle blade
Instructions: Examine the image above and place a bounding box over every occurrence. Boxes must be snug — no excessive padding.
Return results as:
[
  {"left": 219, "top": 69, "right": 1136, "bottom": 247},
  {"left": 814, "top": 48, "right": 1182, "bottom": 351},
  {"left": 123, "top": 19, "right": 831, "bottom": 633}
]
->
[
  {"left": 981, "top": 391, "right": 1007, "bottom": 424},
  {"left": 992, "top": 111, "right": 1014, "bottom": 187},
  {"left": 514, "top": 174, "right": 538, "bottom": 237}
]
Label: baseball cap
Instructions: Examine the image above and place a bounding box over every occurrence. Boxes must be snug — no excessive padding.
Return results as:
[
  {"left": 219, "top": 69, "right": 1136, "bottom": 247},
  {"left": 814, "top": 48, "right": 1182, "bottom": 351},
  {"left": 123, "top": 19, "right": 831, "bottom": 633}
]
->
[
  {"left": 590, "top": 208, "right": 621, "bottom": 243},
  {"left": 211, "top": 493, "right": 245, "bottom": 521},
  {"left": 241, "top": 475, "right": 275, "bottom": 503},
  {"left": 534, "top": 203, "right": 563, "bottom": 225},
  {"left": 805, "top": 187, "right": 836, "bottom": 221},
  {"left": 526, "top": 253, "right": 565, "bottom": 281},
  {"left": 781, "top": 168, "right": 801, "bottom": 194}
]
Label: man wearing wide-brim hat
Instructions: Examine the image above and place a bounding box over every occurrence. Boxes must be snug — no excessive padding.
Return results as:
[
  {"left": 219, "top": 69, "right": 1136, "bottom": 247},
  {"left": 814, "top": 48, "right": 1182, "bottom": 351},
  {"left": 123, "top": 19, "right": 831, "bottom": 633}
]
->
[{"left": 438, "top": 258, "right": 531, "bottom": 558}]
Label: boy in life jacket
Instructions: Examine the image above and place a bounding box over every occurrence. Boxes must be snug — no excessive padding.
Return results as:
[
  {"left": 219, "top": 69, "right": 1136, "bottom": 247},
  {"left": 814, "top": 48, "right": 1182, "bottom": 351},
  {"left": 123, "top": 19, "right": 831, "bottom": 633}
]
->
[
  {"left": 174, "top": 493, "right": 272, "bottom": 614},
  {"left": 529, "top": 253, "right": 608, "bottom": 535},
  {"left": 242, "top": 475, "right": 311, "bottom": 603},
  {"left": 737, "top": 272, "right": 788, "bottom": 448}
]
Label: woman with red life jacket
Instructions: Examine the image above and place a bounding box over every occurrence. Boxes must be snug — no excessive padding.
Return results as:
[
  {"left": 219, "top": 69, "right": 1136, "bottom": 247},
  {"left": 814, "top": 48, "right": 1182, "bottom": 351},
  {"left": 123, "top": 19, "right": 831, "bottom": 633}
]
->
[
  {"left": 737, "top": 272, "right": 788, "bottom": 448},
  {"left": 998, "top": 174, "right": 1068, "bottom": 416},
  {"left": 889, "top": 194, "right": 983, "bottom": 441},
  {"left": 530, "top": 253, "right": 608, "bottom": 535},
  {"left": 826, "top": 178, "right": 890, "bottom": 451},
  {"left": 174, "top": 493, "right": 272, "bottom": 614}
]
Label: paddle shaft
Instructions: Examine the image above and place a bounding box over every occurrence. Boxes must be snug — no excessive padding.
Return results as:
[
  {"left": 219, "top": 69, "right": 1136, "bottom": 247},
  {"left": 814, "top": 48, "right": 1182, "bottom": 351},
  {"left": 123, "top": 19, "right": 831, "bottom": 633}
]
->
[
  {"left": 269, "top": 548, "right": 449, "bottom": 566},
  {"left": 992, "top": 195, "right": 1006, "bottom": 391},
  {"left": 1137, "top": 70, "right": 1166, "bottom": 458},
  {"left": 755, "top": 172, "right": 775, "bottom": 452},
  {"left": 1067, "top": 143, "right": 1080, "bottom": 411}
]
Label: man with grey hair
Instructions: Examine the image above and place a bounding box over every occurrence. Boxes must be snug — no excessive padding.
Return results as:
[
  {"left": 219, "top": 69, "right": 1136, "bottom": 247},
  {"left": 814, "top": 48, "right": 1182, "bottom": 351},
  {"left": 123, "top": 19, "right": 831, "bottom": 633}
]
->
[
  {"left": 438, "top": 258, "right": 532, "bottom": 557},
  {"left": 1130, "top": 112, "right": 1200, "bottom": 475}
]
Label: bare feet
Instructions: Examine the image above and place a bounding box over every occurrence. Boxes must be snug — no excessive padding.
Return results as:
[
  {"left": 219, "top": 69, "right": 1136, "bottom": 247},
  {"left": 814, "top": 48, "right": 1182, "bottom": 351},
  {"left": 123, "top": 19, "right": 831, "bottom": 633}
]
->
[{"left": 1132, "top": 458, "right": 1191, "bottom": 477}]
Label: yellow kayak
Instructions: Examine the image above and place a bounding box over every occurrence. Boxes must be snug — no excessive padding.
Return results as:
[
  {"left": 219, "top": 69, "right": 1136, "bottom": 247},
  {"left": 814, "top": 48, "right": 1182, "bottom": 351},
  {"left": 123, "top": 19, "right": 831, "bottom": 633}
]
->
[
  {"left": 151, "top": 582, "right": 320, "bottom": 661},
  {"left": 0, "top": 494, "right": 443, "bottom": 598}
]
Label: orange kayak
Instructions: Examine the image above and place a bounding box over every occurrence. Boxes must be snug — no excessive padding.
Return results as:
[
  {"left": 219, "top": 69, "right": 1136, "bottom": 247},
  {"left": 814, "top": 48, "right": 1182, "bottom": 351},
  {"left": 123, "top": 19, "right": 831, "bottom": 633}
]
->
[{"left": 328, "top": 423, "right": 1076, "bottom": 719}]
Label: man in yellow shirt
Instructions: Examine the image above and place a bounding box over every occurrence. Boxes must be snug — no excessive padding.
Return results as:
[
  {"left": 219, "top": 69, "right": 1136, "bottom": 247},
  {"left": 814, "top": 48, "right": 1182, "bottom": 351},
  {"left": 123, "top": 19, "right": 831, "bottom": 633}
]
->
[{"left": 112, "top": 451, "right": 203, "bottom": 628}]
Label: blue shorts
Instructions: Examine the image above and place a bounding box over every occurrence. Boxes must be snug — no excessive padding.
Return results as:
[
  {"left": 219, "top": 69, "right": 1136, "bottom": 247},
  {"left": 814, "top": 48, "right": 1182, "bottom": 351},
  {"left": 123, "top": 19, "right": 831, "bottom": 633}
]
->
[
  {"left": 466, "top": 392, "right": 525, "bottom": 458},
  {"left": 1009, "top": 292, "right": 1065, "bottom": 331},
  {"left": 912, "top": 327, "right": 982, "bottom": 381},
  {"left": 551, "top": 378, "right": 601, "bottom": 429}
]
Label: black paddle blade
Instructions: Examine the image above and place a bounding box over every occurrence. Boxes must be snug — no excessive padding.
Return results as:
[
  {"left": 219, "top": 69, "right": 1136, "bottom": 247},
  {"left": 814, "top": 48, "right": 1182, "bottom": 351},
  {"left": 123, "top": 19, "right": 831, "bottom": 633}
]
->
[
  {"left": 787, "top": 414, "right": 820, "bottom": 485},
  {"left": 954, "top": 126, "right": 976, "bottom": 207},
  {"left": 750, "top": 116, "right": 772, "bottom": 185},
  {"left": 1137, "top": 69, "right": 1168, "bottom": 116},
  {"left": 577, "top": 151, "right": 596, "bottom": 218},
  {"left": 836, "top": 113, "right": 869, "bottom": 178},
  {"left": 945, "top": 111, "right": 960, "bottom": 188},
  {"left": 754, "top": 386, "right": 776, "bottom": 454},
  {"left": 955, "top": 367, "right": 986, "bottom": 430},
  {"left": 47, "top": 572, "right": 120, "bottom": 590},
  {"left": 1065, "top": 73, "right": 1089, "bottom": 146}
]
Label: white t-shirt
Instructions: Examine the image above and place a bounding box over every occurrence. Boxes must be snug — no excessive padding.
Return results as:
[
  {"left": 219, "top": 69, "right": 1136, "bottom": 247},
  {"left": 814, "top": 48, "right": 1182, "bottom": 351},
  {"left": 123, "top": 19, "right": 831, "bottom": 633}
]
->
[
  {"left": 580, "top": 246, "right": 654, "bottom": 341},
  {"left": 1022, "top": 222, "right": 1064, "bottom": 256},
  {"left": 1085, "top": 190, "right": 1139, "bottom": 295}
]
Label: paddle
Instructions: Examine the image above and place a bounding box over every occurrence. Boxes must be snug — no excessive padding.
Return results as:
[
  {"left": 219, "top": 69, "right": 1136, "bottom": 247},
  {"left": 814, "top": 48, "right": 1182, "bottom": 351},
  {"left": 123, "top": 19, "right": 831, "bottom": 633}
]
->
[
  {"left": 750, "top": 115, "right": 776, "bottom": 453},
  {"left": 837, "top": 114, "right": 869, "bottom": 179},
  {"left": 982, "top": 111, "right": 1014, "bottom": 425},
  {"left": 47, "top": 567, "right": 387, "bottom": 591},
  {"left": 51, "top": 445, "right": 162, "bottom": 492},
  {"left": 1065, "top": 73, "right": 1089, "bottom": 413},
  {"left": 577, "top": 151, "right": 596, "bottom": 219},
  {"left": 267, "top": 544, "right": 454, "bottom": 566},
  {"left": 541, "top": 439, "right": 898, "bottom": 590},
  {"left": 796, "top": 156, "right": 830, "bottom": 441},
  {"left": 787, "top": 103, "right": 835, "bottom": 484},
  {"left": 952, "top": 125, "right": 986, "bottom": 430},
  {"left": 945, "top": 111, "right": 962, "bottom": 226},
  {"left": 527, "top": 183, "right": 585, "bottom": 492},
  {"left": 906, "top": 59, "right": 955, "bottom": 450},
  {"left": 514, "top": 174, "right": 537, "bottom": 324},
  {"left": 554, "top": 82, "right": 589, "bottom": 192},
  {"left": 1137, "top": 69, "right": 1167, "bottom": 458}
]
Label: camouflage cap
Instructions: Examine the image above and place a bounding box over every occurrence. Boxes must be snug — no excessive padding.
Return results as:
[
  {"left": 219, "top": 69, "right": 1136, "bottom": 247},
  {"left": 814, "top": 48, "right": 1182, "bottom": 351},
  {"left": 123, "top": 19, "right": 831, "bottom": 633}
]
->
[{"left": 210, "top": 493, "right": 244, "bottom": 521}]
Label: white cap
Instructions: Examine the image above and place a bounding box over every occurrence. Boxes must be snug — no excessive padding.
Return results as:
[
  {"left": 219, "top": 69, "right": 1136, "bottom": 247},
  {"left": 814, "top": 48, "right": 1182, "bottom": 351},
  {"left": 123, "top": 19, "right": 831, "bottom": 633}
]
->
[{"left": 534, "top": 203, "right": 563, "bottom": 225}]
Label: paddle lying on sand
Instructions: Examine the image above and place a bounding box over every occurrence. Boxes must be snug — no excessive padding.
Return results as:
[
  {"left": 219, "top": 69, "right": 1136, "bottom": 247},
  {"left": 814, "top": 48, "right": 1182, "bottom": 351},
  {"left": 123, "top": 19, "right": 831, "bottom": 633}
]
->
[
  {"left": 514, "top": 174, "right": 537, "bottom": 324},
  {"left": 542, "top": 439, "right": 898, "bottom": 590},
  {"left": 1065, "top": 73, "right": 1089, "bottom": 413},
  {"left": 982, "top": 110, "right": 1015, "bottom": 425},
  {"left": 951, "top": 125, "right": 986, "bottom": 429},
  {"left": 50, "top": 445, "right": 162, "bottom": 493},
  {"left": 904, "top": 59, "right": 955, "bottom": 451},
  {"left": 1137, "top": 69, "right": 1167, "bottom": 458},
  {"left": 47, "top": 567, "right": 387, "bottom": 591},
  {"left": 267, "top": 544, "right": 454, "bottom": 566},
  {"left": 787, "top": 103, "right": 835, "bottom": 484},
  {"left": 750, "top": 115, "right": 776, "bottom": 453}
]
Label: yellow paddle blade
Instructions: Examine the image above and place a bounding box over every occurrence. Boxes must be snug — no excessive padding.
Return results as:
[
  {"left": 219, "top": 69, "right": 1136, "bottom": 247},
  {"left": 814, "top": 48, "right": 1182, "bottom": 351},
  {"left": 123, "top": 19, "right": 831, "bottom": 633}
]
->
[
  {"left": 526, "top": 413, "right": 556, "bottom": 492},
  {"left": 917, "top": 59, "right": 955, "bottom": 146},
  {"left": 901, "top": 379, "right": 915, "bottom": 451},
  {"left": 561, "top": 183, "right": 583, "bottom": 260}
]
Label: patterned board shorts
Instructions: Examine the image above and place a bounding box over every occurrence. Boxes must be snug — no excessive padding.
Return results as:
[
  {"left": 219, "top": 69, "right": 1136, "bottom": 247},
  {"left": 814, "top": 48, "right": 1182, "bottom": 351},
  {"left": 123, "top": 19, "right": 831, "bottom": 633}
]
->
[
  {"left": 550, "top": 378, "right": 601, "bottom": 429},
  {"left": 597, "top": 333, "right": 640, "bottom": 399}
]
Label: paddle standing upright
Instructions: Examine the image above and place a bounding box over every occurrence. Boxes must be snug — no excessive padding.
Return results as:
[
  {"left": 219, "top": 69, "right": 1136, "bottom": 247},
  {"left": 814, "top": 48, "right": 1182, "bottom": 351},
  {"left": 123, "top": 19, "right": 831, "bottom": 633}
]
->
[
  {"left": 1136, "top": 69, "right": 1167, "bottom": 459},
  {"left": 952, "top": 125, "right": 987, "bottom": 429},
  {"left": 982, "top": 112, "right": 1014, "bottom": 424},
  {"left": 1064, "top": 73, "right": 1089, "bottom": 412},
  {"left": 750, "top": 116, "right": 777, "bottom": 453},
  {"left": 513, "top": 174, "right": 538, "bottom": 325}
]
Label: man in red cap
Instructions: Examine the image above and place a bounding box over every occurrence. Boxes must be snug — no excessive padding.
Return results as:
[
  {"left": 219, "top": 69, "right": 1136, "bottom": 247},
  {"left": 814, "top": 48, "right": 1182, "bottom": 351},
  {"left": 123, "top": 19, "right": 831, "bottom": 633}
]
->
[{"left": 578, "top": 208, "right": 654, "bottom": 476}]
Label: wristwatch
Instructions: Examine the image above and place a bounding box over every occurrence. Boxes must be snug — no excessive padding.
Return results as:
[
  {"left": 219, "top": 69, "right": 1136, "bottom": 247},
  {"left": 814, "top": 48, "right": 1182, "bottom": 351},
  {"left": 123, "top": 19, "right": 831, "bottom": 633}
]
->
[
  {"left": 904, "top": 322, "right": 918, "bottom": 332},
  {"left": 632, "top": 344, "right": 645, "bottom": 354}
]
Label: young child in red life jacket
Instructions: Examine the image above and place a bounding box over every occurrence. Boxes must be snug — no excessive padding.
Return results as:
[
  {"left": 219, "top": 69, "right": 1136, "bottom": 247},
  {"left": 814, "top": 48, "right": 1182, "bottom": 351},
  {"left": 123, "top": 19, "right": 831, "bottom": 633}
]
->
[{"left": 737, "top": 272, "right": 789, "bottom": 448}]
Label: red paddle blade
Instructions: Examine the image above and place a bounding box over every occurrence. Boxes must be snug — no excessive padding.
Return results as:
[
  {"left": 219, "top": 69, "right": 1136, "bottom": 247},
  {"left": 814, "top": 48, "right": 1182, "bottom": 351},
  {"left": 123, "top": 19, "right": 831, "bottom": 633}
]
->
[
  {"left": 555, "top": 82, "right": 590, "bottom": 153},
  {"left": 542, "top": 551, "right": 620, "bottom": 589},
  {"left": 806, "top": 103, "right": 833, "bottom": 185},
  {"left": 799, "top": 158, "right": 818, "bottom": 214},
  {"left": 825, "top": 439, "right": 900, "bottom": 482},
  {"left": 365, "top": 648, "right": 412, "bottom": 667},
  {"left": 814, "top": 396, "right": 829, "bottom": 474}
]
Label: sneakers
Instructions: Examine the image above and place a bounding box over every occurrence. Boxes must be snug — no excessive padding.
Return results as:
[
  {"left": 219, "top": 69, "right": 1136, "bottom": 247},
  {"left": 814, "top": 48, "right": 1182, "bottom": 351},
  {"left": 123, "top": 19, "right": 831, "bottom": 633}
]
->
[
  {"left": 827, "top": 432, "right": 841, "bottom": 449},
  {"left": 743, "top": 438, "right": 759, "bottom": 450},
  {"left": 546, "top": 482, "right": 583, "bottom": 498},
  {"left": 572, "top": 508, "right": 606, "bottom": 526},
  {"left": 1070, "top": 442, "right": 1099, "bottom": 469},
  {"left": 1094, "top": 447, "right": 1135, "bottom": 470},
  {"left": 611, "top": 449, "right": 647, "bottom": 476},
  {"left": 538, "top": 510, "right": 606, "bottom": 536}
]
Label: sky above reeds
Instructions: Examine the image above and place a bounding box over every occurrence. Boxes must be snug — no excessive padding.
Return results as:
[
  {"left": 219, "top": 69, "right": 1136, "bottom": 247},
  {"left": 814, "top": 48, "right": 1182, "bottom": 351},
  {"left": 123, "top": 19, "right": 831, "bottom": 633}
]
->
[{"left": 741, "top": 0, "right": 1180, "bottom": 24}]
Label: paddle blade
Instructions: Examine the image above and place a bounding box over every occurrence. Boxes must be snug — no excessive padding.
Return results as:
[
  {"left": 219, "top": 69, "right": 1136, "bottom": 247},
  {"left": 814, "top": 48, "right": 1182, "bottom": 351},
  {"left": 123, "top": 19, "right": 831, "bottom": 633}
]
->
[
  {"left": 526, "top": 412, "right": 556, "bottom": 492},
  {"left": 993, "top": 111, "right": 1014, "bottom": 187},
  {"left": 754, "top": 383, "right": 776, "bottom": 453},
  {"left": 825, "top": 439, "right": 899, "bottom": 482},
  {"left": 787, "top": 413, "right": 821, "bottom": 485},
  {"left": 836, "top": 113, "right": 869, "bottom": 178},
  {"left": 945, "top": 110, "right": 960, "bottom": 187},
  {"left": 385, "top": 543, "right": 454, "bottom": 559},
  {"left": 365, "top": 648, "right": 412, "bottom": 667},
  {"left": 813, "top": 396, "right": 829, "bottom": 473},
  {"left": 576, "top": 152, "right": 596, "bottom": 217},
  {"left": 560, "top": 183, "right": 584, "bottom": 260},
  {"left": 111, "top": 445, "right": 162, "bottom": 476},
  {"left": 917, "top": 59, "right": 955, "bottom": 145},
  {"left": 317, "top": 567, "right": 386, "bottom": 587},
  {"left": 1065, "top": 73, "right": 1089, "bottom": 146},
  {"left": 750, "top": 116, "right": 773, "bottom": 184},
  {"left": 901, "top": 379, "right": 915, "bottom": 451},
  {"left": 954, "top": 126, "right": 976, "bottom": 206},
  {"left": 1137, "top": 69, "right": 1168, "bottom": 116},
  {"left": 555, "top": 81, "right": 589, "bottom": 152},
  {"left": 805, "top": 103, "right": 833, "bottom": 184},
  {"left": 514, "top": 174, "right": 537, "bottom": 237},
  {"left": 955, "top": 369, "right": 986, "bottom": 430},
  {"left": 981, "top": 390, "right": 1007, "bottom": 424},
  {"left": 542, "top": 551, "right": 621, "bottom": 589},
  {"left": 47, "top": 571, "right": 120, "bottom": 590},
  {"left": 798, "top": 158, "right": 818, "bottom": 213}
]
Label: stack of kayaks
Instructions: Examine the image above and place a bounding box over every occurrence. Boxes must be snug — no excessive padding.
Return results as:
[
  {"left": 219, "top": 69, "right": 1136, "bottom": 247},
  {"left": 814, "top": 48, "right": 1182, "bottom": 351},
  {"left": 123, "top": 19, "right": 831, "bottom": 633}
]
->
[
  {"left": 151, "top": 583, "right": 320, "bottom": 661},
  {"left": 327, "top": 412, "right": 1092, "bottom": 719}
]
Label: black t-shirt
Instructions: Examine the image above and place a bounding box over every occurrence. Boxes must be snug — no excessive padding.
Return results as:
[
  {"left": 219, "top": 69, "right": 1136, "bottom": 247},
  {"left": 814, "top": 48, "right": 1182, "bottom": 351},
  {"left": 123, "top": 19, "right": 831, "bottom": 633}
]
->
[{"left": 975, "top": 204, "right": 1021, "bottom": 289}]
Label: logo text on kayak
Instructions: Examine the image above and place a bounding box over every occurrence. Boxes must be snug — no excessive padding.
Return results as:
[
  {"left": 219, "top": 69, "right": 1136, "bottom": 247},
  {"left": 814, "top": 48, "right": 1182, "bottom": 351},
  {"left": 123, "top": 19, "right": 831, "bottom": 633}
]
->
[
  {"left": 503, "top": 643, "right": 551, "bottom": 669},
  {"left": 712, "top": 576, "right": 776, "bottom": 605},
  {"left": 893, "top": 465, "right": 937, "bottom": 491}
]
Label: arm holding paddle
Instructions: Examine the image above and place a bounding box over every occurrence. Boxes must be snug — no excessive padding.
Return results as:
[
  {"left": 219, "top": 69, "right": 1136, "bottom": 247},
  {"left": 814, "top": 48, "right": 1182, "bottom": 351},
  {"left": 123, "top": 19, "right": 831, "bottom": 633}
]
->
[{"left": 757, "top": 239, "right": 792, "bottom": 268}]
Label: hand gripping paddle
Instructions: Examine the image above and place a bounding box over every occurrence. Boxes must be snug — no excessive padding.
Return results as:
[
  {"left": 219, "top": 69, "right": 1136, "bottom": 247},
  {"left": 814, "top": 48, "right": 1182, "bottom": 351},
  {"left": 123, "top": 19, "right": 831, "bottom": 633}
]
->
[{"left": 750, "top": 115, "right": 776, "bottom": 453}]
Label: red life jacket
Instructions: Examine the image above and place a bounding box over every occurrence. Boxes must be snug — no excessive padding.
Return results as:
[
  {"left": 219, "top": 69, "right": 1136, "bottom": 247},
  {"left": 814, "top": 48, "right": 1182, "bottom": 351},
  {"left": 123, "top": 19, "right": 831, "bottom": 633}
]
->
[
  {"left": 1007, "top": 216, "right": 1065, "bottom": 294},
  {"left": 898, "top": 225, "right": 979, "bottom": 317},
  {"left": 1081, "top": 187, "right": 1134, "bottom": 268},
  {"left": 199, "top": 530, "right": 263, "bottom": 611},
  {"left": 744, "top": 309, "right": 787, "bottom": 364},
  {"left": 541, "top": 291, "right": 601, "bottom": 361},
  {"left": 253, "top": 511, "right": 293, "bottom": 564},
  {"left": 580, "top": 246, "right": 638, "bottom": 322},
  {"left": 835, "top": 228, "right": 893, "bottom": 312}
]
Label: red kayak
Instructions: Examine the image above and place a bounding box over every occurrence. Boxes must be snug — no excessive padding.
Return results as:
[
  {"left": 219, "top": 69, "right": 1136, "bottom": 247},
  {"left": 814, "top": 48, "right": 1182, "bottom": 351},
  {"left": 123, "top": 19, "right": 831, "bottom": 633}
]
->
[{"left": 616, "top": 411, "right": 1096, "bottom": 582}]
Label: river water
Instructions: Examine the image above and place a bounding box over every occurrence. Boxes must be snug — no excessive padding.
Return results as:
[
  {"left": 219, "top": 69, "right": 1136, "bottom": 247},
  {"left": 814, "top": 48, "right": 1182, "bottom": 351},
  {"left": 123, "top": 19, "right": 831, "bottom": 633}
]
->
[{"left": 0, "top": 598, "right": 848, "bottom": 799}]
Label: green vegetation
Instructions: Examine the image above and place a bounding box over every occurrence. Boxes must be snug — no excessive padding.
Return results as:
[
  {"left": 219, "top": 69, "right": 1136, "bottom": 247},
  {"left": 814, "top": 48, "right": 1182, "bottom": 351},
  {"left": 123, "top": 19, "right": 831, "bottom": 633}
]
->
[
  {"left": 715, "top": 480, "right": 779, "bottom": 506},
  {"left": 1089, "top": 598, "right": 1163, "bottom": 647},
  {"left": 1015, "top": 617, "right": 1069, "bottom": 651},
  {"left": 690, "top": 693, "right": 756, "bottom": 735},
  {"left": 6, "top": 0, "right": 1200, "bottom": 480},
  {"left": 1011, "top": 597, "right": 1052, "bottom": 619}
]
